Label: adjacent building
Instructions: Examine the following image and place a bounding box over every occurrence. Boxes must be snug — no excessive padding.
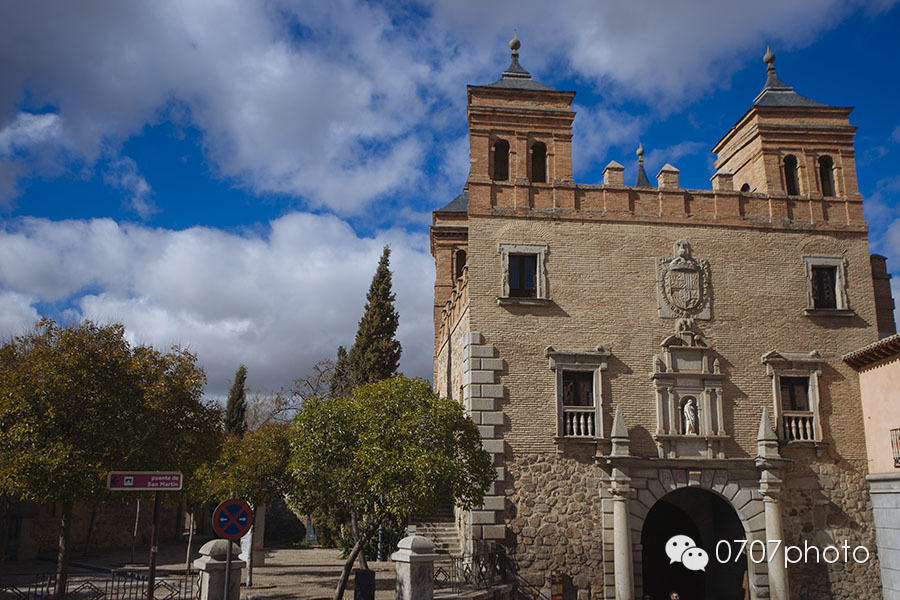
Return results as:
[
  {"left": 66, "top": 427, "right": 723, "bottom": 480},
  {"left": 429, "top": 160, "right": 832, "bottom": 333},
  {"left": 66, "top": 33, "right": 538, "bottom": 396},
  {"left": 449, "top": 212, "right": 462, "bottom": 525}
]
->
[
  {"left": 844, "top": 325, "right": 900, "bottom": 600},
  {"left": 431, "top": 38, "right": 893, "bottom": 599}
]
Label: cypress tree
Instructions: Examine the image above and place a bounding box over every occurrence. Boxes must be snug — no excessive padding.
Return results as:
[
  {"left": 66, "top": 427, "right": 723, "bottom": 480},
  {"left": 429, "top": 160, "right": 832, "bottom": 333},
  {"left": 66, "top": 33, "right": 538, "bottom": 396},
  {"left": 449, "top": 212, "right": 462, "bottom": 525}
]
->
[
  {"left": 348, "top": 246, "right": 402, "bottom": 385},
  {"left": 329, "top": 346, "right": 352, "bottom": 398},
  {"left": 225, "top": 364, "right": 248, "bottom": 437}
]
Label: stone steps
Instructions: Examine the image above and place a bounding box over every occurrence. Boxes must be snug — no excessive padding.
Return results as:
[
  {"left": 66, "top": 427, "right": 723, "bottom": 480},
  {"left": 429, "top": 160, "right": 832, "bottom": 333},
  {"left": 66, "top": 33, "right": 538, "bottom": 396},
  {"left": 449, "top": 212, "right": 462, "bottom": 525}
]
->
[{"left": 409, "top": 520, "right": 460, "bottom": 556}]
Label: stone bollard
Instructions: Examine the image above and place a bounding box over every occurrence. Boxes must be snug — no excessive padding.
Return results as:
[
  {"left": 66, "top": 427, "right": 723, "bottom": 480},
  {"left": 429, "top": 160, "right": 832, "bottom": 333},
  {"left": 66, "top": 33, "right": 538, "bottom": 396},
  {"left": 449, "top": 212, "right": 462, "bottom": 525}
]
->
[
  {"left": 193, "top": 539, "right": 246, "bottom": 600},
  {"left": 392, "top": 535, "right": 439, "bottom": 600}
]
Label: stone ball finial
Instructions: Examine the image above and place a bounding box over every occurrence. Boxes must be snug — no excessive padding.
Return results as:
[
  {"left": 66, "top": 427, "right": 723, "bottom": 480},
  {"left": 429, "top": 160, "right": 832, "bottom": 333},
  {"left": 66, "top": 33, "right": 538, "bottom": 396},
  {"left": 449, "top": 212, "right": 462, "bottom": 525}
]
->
[
  {"left": 509, "top": 31, "right": 520, "bottom": 52},
  {"left": 763, "top": 45, "right": 775, "bottom": 66},
  {"left": 636, "top": 143, "right": 644, "bottom": 159}
]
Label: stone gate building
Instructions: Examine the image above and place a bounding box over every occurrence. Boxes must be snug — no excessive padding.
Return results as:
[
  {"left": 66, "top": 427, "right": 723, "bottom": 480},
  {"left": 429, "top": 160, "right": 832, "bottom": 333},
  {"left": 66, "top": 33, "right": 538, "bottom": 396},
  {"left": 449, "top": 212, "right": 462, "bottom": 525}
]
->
[{"left": 431, "top": 38, "right": 894, "bottom": 600}]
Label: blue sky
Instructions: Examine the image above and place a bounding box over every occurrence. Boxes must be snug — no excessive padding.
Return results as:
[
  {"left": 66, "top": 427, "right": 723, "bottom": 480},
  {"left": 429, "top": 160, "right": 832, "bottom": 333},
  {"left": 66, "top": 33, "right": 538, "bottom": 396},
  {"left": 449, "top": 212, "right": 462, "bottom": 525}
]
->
[{"left": 1, "top": 1, "right": 899, "bottom": 397}]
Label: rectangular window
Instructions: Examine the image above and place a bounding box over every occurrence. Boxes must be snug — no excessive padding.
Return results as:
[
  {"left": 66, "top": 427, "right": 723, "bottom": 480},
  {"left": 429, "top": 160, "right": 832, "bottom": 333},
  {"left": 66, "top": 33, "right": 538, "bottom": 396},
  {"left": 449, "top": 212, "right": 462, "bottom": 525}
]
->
[
  {"left": 803, "top": 256, "right": 850, "bottom": 315},
  {"left": 779, "top": 376, "right": 810, "bottom": 411},
  {"left": 891, "top": 428, "right": 900, "bottom": 468},
  {"left": 509, "top": 254, "right": 537, "bottom": 297},
  {"left": 561, "top": 370, "right": 595, "bottom": 437},
  {"left": 563, "top": 371, "right": 593, "bottom": 407},
  {"left": 811, "top": 266, "right": 837, "bottom": 309}
]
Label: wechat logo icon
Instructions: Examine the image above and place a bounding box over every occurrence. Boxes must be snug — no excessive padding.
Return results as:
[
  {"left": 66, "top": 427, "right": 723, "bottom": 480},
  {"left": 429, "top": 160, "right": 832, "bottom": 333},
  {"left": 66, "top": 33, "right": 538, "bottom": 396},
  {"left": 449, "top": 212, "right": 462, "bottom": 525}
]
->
[{"left": 666, "top": 535, "right": 709, "bottom": 572}]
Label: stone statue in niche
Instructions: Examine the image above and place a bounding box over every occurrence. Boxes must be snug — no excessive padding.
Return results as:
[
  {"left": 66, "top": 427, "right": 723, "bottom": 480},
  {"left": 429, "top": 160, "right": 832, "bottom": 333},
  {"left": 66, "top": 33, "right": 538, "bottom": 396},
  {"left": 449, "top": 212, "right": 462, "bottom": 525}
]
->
[
  {"left": 682, "top": 397, "right": 699, "bottom": 435},
  {"left": 657, "top": 240, "right": 712, "bottom": 319}
]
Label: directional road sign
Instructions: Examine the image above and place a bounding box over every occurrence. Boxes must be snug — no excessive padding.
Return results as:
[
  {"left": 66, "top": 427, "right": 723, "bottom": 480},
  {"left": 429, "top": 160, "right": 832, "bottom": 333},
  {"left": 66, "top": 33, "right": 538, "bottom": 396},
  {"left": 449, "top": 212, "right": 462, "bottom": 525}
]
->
[
  {"left": 107, "top": 472, "right": 182, "bottom": 491},
  {"left": 212, "top": 499, "right": 253, "bottom": 541}
]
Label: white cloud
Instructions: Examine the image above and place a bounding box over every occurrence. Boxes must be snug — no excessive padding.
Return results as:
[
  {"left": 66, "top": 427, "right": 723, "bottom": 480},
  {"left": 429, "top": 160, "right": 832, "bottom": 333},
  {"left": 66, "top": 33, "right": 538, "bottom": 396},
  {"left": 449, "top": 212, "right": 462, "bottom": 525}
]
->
[
  {"left": 104, "top": 158, "right": 156, "bottom": 219},
  {"left": 0, "top": 214, "right": 435, "bottom": 395},
  {"left": 0, "top": 291, "right": 40, "bottom": 338},
  {"left": 1, "top": 0, "right": 893, "bottom": 212},
  {"left": 0, "top": 112, "right": 62, "bottom": 155}
]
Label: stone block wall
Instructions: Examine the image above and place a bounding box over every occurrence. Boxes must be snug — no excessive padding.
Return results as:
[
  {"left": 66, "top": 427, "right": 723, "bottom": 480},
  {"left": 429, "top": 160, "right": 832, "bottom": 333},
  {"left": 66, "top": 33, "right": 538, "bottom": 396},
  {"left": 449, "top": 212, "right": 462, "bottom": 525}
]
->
[{"left": 460, "top": 331, "right": 507, "bottom": 553}]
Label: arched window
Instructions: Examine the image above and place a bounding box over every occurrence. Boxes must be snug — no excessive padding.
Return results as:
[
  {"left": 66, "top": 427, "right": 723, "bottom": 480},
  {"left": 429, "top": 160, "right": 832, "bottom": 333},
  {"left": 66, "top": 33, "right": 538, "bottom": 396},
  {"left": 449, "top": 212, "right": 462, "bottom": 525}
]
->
[
  {"left": 818, "top": 155, "right": 835, "bottom": 197},
  {"left": 783, "top": 155, "right": 800, "bottom": 196},
  {"left": 531, "top": 142, "right": 547, "bottom": 183},
  {"left": 454, "top": 249, "right": 467, "bottom": 281},
  {"left": 492, "top": 139, "right": 509, "bottom": 181},
  {"left": 740, "top": 183, "right": 751, "bottom": 193}
]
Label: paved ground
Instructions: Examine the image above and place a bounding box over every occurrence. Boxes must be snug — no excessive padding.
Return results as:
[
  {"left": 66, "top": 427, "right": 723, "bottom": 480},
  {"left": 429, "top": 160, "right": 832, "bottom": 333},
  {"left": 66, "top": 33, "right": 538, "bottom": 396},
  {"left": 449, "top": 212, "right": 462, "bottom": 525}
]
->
[{"left": 2, "top": 541, "right": 399, "bottom": 600}]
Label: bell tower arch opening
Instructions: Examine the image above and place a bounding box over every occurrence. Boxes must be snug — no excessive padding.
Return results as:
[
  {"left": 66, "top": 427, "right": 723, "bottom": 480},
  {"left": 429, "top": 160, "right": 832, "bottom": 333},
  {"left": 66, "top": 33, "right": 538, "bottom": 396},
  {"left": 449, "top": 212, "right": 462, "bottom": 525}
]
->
[{"left": 641, "top": 487, "right": 749, "bottom": 600}]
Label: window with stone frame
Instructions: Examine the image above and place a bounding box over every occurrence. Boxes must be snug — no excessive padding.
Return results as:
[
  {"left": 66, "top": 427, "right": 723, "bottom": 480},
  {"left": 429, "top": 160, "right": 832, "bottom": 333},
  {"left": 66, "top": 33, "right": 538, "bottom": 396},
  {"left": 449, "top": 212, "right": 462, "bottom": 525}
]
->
[
  {"left": 546, "top": 346, "right": 609, "bottom": 441},
  {"left": 498, "top": 242, "right": 549, "bottom": 303},
  {"left": 803, "top": 256, "right": 851, "bottom": 315},
  {"left": 762, "top": 350, "right": 824, "bottom": 444}
]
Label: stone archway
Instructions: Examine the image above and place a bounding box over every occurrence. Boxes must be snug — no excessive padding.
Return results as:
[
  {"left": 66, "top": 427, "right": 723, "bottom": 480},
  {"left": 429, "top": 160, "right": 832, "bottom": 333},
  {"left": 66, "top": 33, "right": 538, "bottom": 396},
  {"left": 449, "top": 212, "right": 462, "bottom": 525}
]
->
[{"left": 640, "top": 487, "right": 748, "bottom": 600}]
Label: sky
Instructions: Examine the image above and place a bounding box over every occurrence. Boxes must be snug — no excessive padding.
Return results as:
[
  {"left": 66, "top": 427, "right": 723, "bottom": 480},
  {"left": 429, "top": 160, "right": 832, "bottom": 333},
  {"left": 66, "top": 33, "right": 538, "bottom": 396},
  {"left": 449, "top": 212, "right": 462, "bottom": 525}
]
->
[{"left": 1, "top": 0, "right": 899, "bottom": 399}]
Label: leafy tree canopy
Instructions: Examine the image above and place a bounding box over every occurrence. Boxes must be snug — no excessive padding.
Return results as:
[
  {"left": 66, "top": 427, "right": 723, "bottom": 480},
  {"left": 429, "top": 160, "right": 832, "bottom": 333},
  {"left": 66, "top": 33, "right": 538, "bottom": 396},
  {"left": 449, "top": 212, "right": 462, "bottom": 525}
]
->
[
  {"left": 194, "top": 423, "right": 292, "bottom": 507},
  {"left": 290, "top": 374, "right": 493, "bottom": 534},
  {"left": 0, "top": 318, "right": 221, "bottom": 504}
]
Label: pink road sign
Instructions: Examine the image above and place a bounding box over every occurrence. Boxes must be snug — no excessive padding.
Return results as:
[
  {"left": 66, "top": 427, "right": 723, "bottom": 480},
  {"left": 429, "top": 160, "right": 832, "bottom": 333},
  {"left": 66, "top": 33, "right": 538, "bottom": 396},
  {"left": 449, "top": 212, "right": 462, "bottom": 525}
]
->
[{"left": 107, "top": 472, "right": 182, "bottom": 491}]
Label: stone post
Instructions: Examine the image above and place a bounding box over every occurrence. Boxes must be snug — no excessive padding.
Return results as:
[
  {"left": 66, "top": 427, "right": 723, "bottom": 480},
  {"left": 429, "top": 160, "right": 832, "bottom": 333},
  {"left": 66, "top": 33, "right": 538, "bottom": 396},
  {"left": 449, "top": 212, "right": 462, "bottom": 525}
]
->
[
  {"left": 391, "top": 535, "right": 439, "bottom": 600},
  {"left": 756, "top": 408, "right": 789, "bottom": 600},
  {"left": 193, "top": 539, "right": 245, "bottom": 600},
  {"left": 609, "top": 406, "right": 635, "bottom": 600}
]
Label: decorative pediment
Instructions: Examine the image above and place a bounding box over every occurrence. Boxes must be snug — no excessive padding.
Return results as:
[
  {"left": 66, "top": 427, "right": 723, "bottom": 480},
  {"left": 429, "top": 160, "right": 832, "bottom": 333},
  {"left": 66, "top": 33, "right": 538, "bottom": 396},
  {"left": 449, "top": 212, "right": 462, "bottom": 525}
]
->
[
  {"left": 761, "top": 349, "right": 823, "bottom": 375},
  {"left": 545, "top": 345, "right": 610, "bottom": 370}
]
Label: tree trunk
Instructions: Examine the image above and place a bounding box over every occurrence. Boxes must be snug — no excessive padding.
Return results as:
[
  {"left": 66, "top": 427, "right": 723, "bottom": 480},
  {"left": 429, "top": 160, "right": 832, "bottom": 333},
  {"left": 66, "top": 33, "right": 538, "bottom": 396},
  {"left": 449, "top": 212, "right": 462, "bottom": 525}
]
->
[
  {"left": 245, "top": 507, "right": 255, "bottom": 587},
  {"left": 333, "top": 535, "right": 365, "bottom": 600},
  {"left": 185, "top": 509, "right": 195, "bottom": 570},
  {"left": 55, "top": 502, "right": 72, "bottom": 600},
  {"left": 350, "top": 511, "right": 368, "bottom": 570},
  {"left": 82, "top": 506, "right": 96, "bottom": 557},
  {"left": 333, "top": 518, "right": 380, "bottom": 600}
]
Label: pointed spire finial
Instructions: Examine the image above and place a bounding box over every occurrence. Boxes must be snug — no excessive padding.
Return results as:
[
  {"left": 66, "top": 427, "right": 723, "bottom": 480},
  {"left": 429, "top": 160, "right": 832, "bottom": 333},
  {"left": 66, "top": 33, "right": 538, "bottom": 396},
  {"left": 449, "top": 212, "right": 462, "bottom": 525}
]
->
[
  {"left": 763, "top": 45, "right": 776, "bottom": 75},
  {"left": 611, "top": 405, "right": 628, "bottom": 439},
  {"left": 509, "top": 31, "right": 520, "bottom": 53},
  {"left": 758, "top": 407, "right": 777, "bottom": 442}
]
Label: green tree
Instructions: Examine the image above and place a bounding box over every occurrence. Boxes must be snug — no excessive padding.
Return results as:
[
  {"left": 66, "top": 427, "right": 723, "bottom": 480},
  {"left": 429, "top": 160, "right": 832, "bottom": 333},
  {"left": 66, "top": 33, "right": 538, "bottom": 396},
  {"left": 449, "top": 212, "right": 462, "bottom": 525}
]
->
[
  {"left": 194, "top": 423, "right": 292, "bottom": 585},
  {"left": 329, "top": 346, "right": 352, "bottom": 398},
  {"left": 225, "top": 364, "right": 248, "bottom": 436},
  {"left": 348, "top": 246, "right": 402, "bottom": 386},
  {"left": 289, "top": 375, "right": 494, "bottom": 600},
  {"left": 0, "top": 319, "right": 220, "bottom": 599}
]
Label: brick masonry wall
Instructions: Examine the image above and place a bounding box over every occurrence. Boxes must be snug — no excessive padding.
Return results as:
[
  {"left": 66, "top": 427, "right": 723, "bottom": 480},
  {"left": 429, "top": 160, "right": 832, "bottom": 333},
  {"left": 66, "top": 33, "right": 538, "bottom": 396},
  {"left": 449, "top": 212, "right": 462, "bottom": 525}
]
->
[{"left": 454, "top": 214, "right": 883, "bottom": 598}]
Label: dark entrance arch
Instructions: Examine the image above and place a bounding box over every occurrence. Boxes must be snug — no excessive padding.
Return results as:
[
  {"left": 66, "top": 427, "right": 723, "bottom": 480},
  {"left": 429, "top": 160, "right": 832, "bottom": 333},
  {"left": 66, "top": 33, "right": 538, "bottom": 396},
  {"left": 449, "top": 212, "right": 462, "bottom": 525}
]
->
[{"left": 641, "top": 487, "right": 748, "bottom": 600}]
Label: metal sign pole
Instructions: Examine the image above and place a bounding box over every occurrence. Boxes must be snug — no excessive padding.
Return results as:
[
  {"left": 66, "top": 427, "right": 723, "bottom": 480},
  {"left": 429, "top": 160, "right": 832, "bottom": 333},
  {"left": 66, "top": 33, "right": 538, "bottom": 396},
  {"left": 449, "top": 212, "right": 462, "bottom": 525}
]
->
[
  {"left": 147, "top": 491, "right": 160, "bottom": 600},
  {"left": 224, "top": 544, "right": 232, "bottom": 600},
  {"left": 223, "top": 491, "right": 235, "bottom": 600}
]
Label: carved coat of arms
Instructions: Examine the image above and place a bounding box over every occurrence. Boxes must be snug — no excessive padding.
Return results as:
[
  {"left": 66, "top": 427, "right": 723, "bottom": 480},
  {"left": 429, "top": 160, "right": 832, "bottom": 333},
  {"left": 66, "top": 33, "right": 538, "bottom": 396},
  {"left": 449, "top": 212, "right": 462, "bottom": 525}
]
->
[{"left": 656, "top": 240, "right": 711, "bottom": 319}]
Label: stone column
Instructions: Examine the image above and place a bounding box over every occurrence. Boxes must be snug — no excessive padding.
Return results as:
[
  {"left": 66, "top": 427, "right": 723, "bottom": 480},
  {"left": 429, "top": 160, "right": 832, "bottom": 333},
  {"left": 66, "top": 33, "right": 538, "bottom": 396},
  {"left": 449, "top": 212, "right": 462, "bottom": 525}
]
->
[
  {"left": 761, "top": 486, "right": 788, "bottom": 600},
  {"left": 392, "top": 535, "right": 439, "bottom": 600},
  {"left": 193, "top": 539, "right": 245, "bottom": 600},
  {"left": 611, "top": 487, "right": 634, "bottom": 600},
  {"left": 609, "top": 406, "right": 634, "bottom": 600},
  {"left": 756, "top": 408, "right": 789, "bottom": 600}
]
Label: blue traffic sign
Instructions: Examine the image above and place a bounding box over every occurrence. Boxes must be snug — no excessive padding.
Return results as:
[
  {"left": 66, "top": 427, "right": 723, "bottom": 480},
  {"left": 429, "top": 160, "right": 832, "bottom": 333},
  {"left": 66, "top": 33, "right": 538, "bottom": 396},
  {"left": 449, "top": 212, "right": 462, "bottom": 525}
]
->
[{"left": 212, "top": 499, "right": 253, "bottom": 540}]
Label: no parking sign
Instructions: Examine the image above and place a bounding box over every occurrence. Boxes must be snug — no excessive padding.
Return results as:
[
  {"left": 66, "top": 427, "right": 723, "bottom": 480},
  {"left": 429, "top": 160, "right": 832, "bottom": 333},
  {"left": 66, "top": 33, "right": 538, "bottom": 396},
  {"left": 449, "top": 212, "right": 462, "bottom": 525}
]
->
[{"left": 212, "top": 498, "right": 253, "bottom": 540}]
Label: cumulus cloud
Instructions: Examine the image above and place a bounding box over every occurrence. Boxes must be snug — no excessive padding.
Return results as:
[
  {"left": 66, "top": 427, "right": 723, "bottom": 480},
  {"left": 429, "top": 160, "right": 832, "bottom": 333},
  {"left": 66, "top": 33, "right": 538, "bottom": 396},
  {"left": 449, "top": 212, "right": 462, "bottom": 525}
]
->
[
  {"left": 1, "top": 0, "right": 892, "bottom": 212},
  {"left": 0, "top": 214, "right": 435, "bottom": 395}
]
